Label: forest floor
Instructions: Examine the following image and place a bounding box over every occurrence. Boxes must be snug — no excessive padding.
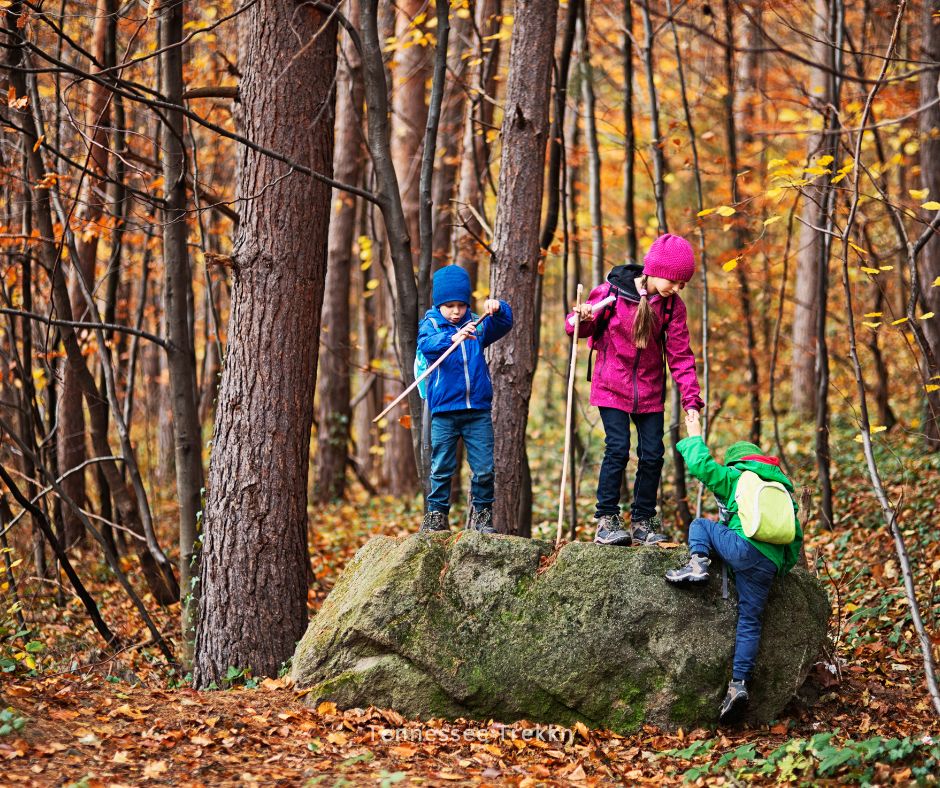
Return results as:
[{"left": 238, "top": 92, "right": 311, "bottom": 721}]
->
[{"left": 2, "top": 423, "right": 940, "bottom": 785}]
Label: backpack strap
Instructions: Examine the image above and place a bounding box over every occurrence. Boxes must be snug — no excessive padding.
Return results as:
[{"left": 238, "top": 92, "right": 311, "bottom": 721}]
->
[{"left": 586, "top": 284, "right": 617, "bottom": 382}]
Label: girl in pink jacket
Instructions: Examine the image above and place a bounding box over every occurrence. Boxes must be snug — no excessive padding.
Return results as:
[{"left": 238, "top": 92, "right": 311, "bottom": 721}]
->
[{"left": 566, "top": 233, "right": 704, "bottom": 547}]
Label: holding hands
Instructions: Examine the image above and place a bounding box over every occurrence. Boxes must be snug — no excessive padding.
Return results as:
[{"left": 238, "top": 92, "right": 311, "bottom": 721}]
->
[{"left": 685, "top": 410, "right": 702, "bottom": 438}]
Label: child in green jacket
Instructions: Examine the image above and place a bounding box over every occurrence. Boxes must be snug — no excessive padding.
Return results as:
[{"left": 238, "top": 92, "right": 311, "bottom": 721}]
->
[{"left": 666, "top": 412, "right": 803, "bottom": 724}]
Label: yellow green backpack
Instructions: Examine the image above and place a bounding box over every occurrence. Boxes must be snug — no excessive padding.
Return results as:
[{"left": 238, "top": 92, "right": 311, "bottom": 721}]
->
[{"left": 734, "top": 470, "right": 796, "bottom": 544}]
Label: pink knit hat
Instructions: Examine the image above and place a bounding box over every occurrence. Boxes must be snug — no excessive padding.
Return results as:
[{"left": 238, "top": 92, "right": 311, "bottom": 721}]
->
[{"left": 642, "top": 233, "right": 696, "bottom": 282}]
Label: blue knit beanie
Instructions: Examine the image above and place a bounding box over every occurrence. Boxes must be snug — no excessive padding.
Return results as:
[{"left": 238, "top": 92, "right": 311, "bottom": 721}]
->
[{"left": 433, "top": 265, "right": 472, "bottom": 307}]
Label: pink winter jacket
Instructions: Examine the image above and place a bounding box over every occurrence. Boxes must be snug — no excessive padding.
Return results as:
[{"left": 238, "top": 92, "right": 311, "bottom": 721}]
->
[{"left": 565, "top": 266, "right": 704, "bottom": 414}]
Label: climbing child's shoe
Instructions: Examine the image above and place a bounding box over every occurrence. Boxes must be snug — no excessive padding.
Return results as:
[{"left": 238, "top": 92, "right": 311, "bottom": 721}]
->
[
  {"left": 718, "top": 679, "right": 749, "bottom": 725},
  {"left": 593, "top": 514, "right": 632, "bottom": 546},
  {"left": 631, "top": 515, "right": 667, "bottom": 546},
  {"left": 420, "top": 510, "right": 449, "bottom": 533},
  {"left": 468, "top": 507, "right": 496, "bottom": 534},
  {"left": 665, "top": 553, "right": 711, "bottom": 584}
]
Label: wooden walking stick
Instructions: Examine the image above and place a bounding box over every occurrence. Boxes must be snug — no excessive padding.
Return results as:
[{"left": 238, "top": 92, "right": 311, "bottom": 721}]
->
[
  {"left": 373, "top": 312, "right": 490, "bottom": 424},
  {"left": 557, "top": 284, "right": 584, "bottom": 546},
  {"left": 555, "top": 290, "right": 617, "bottom": 545}
]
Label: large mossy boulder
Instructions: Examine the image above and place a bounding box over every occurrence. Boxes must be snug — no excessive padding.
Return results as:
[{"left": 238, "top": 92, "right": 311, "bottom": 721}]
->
[{"left": 292, "top": 532, "right": 828, "bottom": 732}]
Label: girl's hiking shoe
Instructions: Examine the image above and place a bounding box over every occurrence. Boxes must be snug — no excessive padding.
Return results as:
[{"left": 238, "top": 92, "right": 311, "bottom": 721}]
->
[
  {"left": 718, "top": 679, "right": 749, "bottom": 724},
  {"left": 593, "top": 514, "right": 632, "bottom": 546},
  {"left": 420, "top": 511, "right": 449, "bottom": 533},
  {"left": 631, "top": 516, "right": 667, "bottom": 546},
  {"left": 468, "top": 507, "right": 496, "bottom": 534},
  {"left": 665, "top": 554, "right": 711, "bottom": 583}
]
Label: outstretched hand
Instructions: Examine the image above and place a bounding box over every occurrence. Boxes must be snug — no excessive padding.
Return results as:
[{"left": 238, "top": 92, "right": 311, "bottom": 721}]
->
[{"left": 685, "top": 410, "right": 702, "bottom": 438}]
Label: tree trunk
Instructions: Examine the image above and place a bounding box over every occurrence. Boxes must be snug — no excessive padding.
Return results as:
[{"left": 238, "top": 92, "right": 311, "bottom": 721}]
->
[
  {"left": 489, "top": 0, "right": 559, "bottom": 535},
  {"left": 375, "top": 0, "right": 425, "bottom": 496},
  {"left": 159, "top": 0, "right": 205, "bottom": 663},
  {"left": 722, "top": 0, "right": 761, "bottom": 444},
  {"left": 790, "top": 0, "right": 831, "bottom": 417},
  {"left": 430, "top": 6, "right": 470, "bottom": 269},
  {"left": 918, "top": 0, "right": 940, "bottom": 448},
  {"left": 59, "top": 0, "right": 112, "bottom": 546},
  {"left": 316, "top": 2, "right": 364, "bottom": 503},
  {"left": 578, "top": 1, "right": 604, "bottom": 283},
  {"left": 193, "top": 1, "right": 336, "bottom": 686},
  {"left": 623, "top": 0, "right": 637, "bottom": 262},
  {"left": 454, "top": 0, "right": 503, "bottom": 281}
]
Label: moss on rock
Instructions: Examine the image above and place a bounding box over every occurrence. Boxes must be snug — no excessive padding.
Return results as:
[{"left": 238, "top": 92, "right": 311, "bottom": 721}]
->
[{"left": 292, "top": 532, "right": 828, "bottom": 732}]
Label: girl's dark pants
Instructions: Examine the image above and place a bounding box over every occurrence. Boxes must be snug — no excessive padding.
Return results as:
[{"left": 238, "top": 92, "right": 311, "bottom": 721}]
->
[{"left": 596, "top": 407, "right": 665, "bottom": 521}]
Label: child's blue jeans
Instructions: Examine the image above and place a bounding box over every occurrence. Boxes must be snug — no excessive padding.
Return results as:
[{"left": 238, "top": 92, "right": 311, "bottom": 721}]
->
[
  {"left": 427, "top": 409, "right": 494, "bottom": 514},
  {"left": 688, "top": 517, "right": 777, "bottom": 682}
]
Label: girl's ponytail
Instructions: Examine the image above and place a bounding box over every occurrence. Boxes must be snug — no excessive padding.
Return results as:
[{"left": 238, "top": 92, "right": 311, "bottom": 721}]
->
[{"left": 632, "top": 276, "right": 655, "bottom": 349}]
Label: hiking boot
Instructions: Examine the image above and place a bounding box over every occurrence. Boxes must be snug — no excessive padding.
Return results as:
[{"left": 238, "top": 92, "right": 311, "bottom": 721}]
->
[
  {"left": 718, "top": 679, "right": 749, "bottom": 725},
  {"left": 593, "top": 514, "right": 632, "bottom": 546},
  {"left": 665, "top": 554, "right": 711, "bottom": 584},
  {"left": 468, "top": 507, "right": 496, "bottom": 534},
  {"left": 420, "top": 510, "right": 449, "bottom": 533},
  {"left": 631, "top": 515, "right": 666, "bottom": 546}
]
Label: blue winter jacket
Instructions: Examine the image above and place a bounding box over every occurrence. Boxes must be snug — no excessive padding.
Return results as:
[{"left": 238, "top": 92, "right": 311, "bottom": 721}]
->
[{"left": 416, "top": 302, "right": 513, "bottom": 415}]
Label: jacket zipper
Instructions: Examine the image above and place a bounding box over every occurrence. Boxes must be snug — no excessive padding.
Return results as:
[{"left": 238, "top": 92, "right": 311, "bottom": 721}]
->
[
  {"left": 459, "top": 337, "right": 471, "bottom": 408},
  {"left": 631, "top": 347, "right": 642, "bottom": 411}
]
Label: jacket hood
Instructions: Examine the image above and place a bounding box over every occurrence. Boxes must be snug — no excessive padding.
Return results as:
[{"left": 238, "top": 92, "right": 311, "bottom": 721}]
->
[{"left": 606, "top": 264, "right": 645, "bottom": 301}]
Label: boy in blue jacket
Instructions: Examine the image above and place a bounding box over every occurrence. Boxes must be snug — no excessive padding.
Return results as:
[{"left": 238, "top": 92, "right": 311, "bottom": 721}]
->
[{"left": 418, "top": 266, "right": 513, "bottom": 534}]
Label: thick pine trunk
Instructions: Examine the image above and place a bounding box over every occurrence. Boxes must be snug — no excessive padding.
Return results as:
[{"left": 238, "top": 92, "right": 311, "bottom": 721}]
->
[
  {"left": 316, "top": 4, "right": 364, "bottom": 502},
  {"left": 193, "top": 1, "right": 336, "bottom": 686},
  {"left": 489, "top": 0, "right": 559, "bottom": 535}
]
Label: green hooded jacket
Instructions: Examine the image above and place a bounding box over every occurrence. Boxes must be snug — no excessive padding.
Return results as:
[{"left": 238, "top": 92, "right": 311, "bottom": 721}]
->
[{"left": 676, "top": 436, "right": 803, "bottom": 575}]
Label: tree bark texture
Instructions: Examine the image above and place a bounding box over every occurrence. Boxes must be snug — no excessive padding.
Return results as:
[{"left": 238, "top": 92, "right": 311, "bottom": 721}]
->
[
  {"left": 430, "top": 6, "right": 470, "bottom": 270},
  {"left": 454, "top": 0, "right": 502, "bottom": 282},
  {"left": 194, "top": 1, "right": 337, "bottom": 686},
  {"left": 159, "top": 0, "right": 205, "bottom": 661},
  {"left": 790, "top": 0, "right": 831, "bottom": 417},
  {"left": 361, "top": 0, "right": 423, "bottom": 496},
  {"left": 578, "top": 1, "right": 604, "bottom": 283},
  {"left": 489, "top": 0, "right": 559, "bottom": 535},
  {"left": 623, "top": 0, "right": 637, "bottom": 262},
  {"left": 59, "top": 0, "right": 112, "bottom": 545},
  {"left": 316, "top": 1, "right": 364, "bottom": 503}
]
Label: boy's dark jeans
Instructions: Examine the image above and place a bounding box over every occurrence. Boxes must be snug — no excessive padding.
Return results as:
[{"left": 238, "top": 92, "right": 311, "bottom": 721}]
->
[
  {"left": 596, "top": 407, "right": 665, "bottom": 520},
  {"left": 427, "top": 409, "right": 494, "bottom": 514},
  {"left": 688, "top": 517, "right": 777, "bottom": 682}
]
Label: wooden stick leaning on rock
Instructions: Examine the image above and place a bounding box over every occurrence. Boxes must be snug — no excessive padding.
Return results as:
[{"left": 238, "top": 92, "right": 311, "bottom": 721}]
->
[
  {"left": 557, "top": 284, "right": 583, "bottom": 546},
  {"left": 557, "top": 290, "right": 616, "bottom": 545}
]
